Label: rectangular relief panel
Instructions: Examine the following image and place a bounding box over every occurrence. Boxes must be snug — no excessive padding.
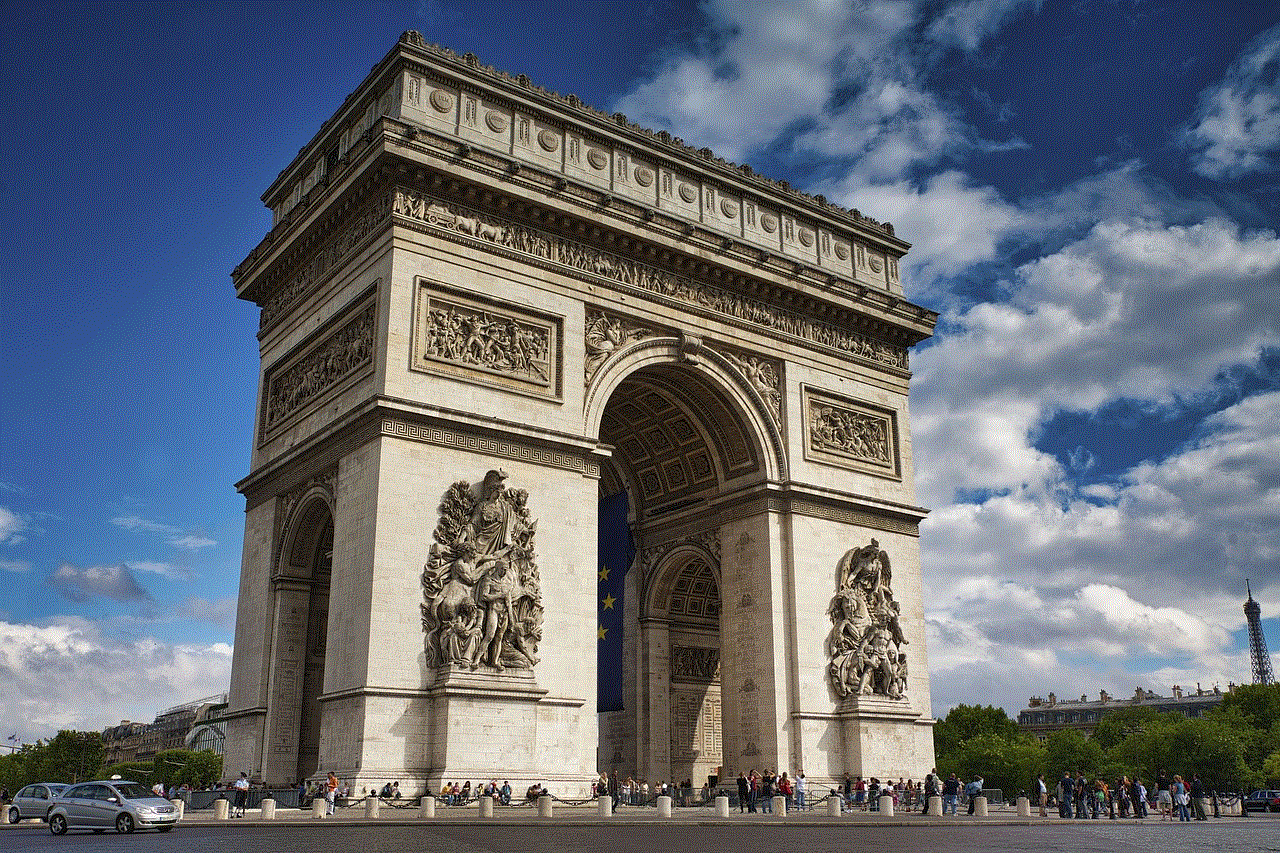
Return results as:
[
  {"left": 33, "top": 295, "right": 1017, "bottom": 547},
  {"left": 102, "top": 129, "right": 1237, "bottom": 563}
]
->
[
  {"left": 412, "top": 277, "right": 563, "bottom": 401},
  {"left": 260, "top": 287, "right": 377, "bottom": 443},
  {"left": 802, "top": 385, "right": 901, "bottom": 480}
]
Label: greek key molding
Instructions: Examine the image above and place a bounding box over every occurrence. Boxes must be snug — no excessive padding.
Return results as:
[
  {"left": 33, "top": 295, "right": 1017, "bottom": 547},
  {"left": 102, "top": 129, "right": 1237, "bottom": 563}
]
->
[
  {"left": 380, "top": 418, "right": 599, "bottom": 477},
  {"left": 803, "top": 385, "right": 901, "bottom": 480},
  {"left": 262, "top": 294, "right": 376, "bottom": 442},
  {"left": 393, "top": 188, "right": 908, "bottom": 371}
]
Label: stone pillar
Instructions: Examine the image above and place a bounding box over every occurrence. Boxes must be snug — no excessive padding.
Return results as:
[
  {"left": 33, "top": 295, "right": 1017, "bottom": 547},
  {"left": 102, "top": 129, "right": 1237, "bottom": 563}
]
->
[
  {"left": 878, "top": 794, "right": 894, "bottom": 816},
  {"left": 657, "top": 795, "right": 672, "bottom": 818},
  {"left": 974, "top": 796, "right": 988, "bottom": 817},
  {"left": 772, "top": 795, "right": 786, "bottom": 816},
  {"left": 715, "top": 795, "right": 730, "bottom": 817},
  {"left": 927, "top": 795, "right": 941, "bottom": 816},
  {"left": 598, "top": 796, "right": 612, "bottom": 817},
  {"left": 169, "top": 799, "right": 185, "bottom": 820},
  {"left": 311, "top": 797, "right": 326, "bottom": 818},
  {"left": 419, "top": 796, "right": 435, "bottom": 819},
  {"left": 364, "top": 796, "right": 380, "bottom": 818},
  {"left": 537, "top": 794, "right": 553, "bottom": 818},
  {"left": 479, "top": 796, "right": 494, "bottom": 818},
  {"left": 261, "top": 797, "right": 276, "bottom": 820},
  {"left": 1016, "top": 796, "right": 1030, "bottom": 817},
  {"left": 827, "top": 795, "right": 842, "bottom": 816},
  {"left": 213, "top": 799, "right": 229, "bottom": 820}
]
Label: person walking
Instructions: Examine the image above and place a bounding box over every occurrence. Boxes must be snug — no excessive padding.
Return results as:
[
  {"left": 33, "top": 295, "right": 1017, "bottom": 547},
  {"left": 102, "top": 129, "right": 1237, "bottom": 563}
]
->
[{"left": 1037, "top": 773, "right": 1047, "bottom": 817}]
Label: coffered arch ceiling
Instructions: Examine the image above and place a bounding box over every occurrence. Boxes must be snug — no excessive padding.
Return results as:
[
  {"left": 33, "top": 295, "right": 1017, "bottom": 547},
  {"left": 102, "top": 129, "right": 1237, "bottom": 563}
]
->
[{"left": 599, "top": 364, "right": 762, "bottom": 518}]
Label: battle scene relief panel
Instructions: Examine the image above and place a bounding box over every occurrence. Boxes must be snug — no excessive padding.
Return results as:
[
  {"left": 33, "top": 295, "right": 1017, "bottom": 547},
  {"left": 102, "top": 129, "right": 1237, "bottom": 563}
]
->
[
  {"left": 803, "top": 386, "right": 900, "bottom": 480},
  {"left": 413, "top": 279, "right": 562, "bottom": 400}
]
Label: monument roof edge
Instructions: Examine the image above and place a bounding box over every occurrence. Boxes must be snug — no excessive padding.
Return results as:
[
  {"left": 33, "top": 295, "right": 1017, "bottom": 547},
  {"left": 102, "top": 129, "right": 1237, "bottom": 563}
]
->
[{"left": 261, "top": 31, "right": 909, "bottom": 249}]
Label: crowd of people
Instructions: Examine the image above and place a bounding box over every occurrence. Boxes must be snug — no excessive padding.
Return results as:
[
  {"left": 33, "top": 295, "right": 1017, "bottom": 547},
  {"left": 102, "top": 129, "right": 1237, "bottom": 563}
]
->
[{"left": 1037, "top": 769, "right": 1214, "bottom": 821}]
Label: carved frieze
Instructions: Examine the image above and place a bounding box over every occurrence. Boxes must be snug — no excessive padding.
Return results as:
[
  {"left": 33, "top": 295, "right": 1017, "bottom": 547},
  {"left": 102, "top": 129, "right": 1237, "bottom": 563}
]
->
[
  {"left": 671, "top": 645, "right": 721, "bottom": 681},
  {"left": 803, "top": 386, "right": 899, "bottom": 479},
  {"left": 585, "top": 310, "right": 655, "bottom": 384},
  {"left": 719, "top": 349, "right": 782, "bottom": 427},
  {"left": 261, "top": 194, "right": 392, "bottom": 328},
  {"left": 263, "top": 299, "right": 375, "bottom": 438},
  {"left": 827, "top": 539, "right": 908, "bottom": 700},
  {"left": 393, "top": 189, "right": 908, "bottom": 371},
  {"left": 413, "top": 280, "right": 562, "bottom": 399},
  {"left": 421, "top": 470, "right": 543, "bottom": 672}
]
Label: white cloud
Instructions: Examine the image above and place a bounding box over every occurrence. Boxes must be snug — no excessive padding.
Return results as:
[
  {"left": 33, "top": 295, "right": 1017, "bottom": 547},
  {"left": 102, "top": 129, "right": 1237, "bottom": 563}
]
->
[
  {"left": 0, "top": 506, "right": 28, "bottom": 546},
  {"left": 1184, "top": 24, "right": 1280, "bottom": 180},
  {"left": 925, "top": 0, "right": 1042, "bottom": 51},
  {"left": 126, "top": 560, "right": 190, "bottom": 580},
  {"left": 112, "top": 514, "right": 216, "bottom": 551},
  {"left": 0, "top": 617, "right": 231, "bottom": 739},
  {"left": 0, "top": 559, "right": 31, "bottom": 573},
  {"left": 47, "top": 562, "right": 153, "bottom": 603}
]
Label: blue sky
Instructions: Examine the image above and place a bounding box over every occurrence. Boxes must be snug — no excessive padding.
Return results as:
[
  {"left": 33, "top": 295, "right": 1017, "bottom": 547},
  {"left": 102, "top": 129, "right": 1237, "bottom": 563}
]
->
[{"left": 1, "top": 1, "right": 1277, "bottom": 741}]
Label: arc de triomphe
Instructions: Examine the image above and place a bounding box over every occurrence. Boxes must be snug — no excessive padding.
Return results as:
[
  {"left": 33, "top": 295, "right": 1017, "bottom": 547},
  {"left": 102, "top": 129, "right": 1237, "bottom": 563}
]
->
[{"left": 224, "top": 32, "right": 938, "bottom": 796}]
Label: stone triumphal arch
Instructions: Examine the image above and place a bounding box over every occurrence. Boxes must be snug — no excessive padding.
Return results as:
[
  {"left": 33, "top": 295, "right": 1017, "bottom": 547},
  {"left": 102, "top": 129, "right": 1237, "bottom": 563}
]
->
[{"left": 224, "top": 32, "right": 938, "bottom": 796}]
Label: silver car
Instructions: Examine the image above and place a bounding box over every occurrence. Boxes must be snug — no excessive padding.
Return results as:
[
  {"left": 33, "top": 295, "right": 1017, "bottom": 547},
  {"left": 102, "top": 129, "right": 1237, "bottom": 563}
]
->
[
  {"left": 47, "top": 780, "right": 179, "bottom": 834},
  {"left": 7, "top": 783, "right": 67, "bottom": 823}
]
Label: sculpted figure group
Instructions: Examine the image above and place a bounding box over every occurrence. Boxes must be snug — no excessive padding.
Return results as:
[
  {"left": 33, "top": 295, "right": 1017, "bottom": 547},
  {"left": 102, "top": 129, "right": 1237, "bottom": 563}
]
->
[
  {"left": 827, "top": 539, "right": 909, "bottom": 699},
  {"left": 421, "top": 470, "right": 543, "bottom": 671}
]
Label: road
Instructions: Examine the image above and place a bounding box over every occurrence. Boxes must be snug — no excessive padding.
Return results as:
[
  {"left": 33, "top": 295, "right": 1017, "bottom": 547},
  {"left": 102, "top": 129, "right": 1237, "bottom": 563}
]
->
[{"left": 3, "top": 812, "right": 1278, "bottom": 853}]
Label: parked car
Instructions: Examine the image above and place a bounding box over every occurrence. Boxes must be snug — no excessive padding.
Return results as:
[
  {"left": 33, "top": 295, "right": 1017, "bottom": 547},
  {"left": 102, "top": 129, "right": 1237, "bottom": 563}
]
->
[
  {"left": 1245, "top": 790, "right": 1280, "bottom": 812},
  {"left": 7, "top": 783, "right": 68, "bottom": 823},
  {"left": 47, "top": 780, "right": 179, "bottom": 834}
]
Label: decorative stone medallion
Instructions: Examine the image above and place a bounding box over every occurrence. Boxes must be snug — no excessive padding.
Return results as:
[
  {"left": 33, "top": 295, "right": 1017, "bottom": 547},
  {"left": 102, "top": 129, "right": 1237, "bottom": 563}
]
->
[
  {"left": 760, "top": 213, "right": 778, "bottom": 233},
  {"left": 537, "top": 128, "right": 559, "bottom": 152},
  {"left": 485, "top": 111, "right": 508, "bottom": 133},
  {"left": 678, "top": 183, "right": 697, "bottom": 203},
  {"left": 429, "top": 89, "right": 453, "bottom": 113},
  {"left": 720, "top": 199, "right": 738, "bottom": 218},
  {"left": 634, "top": 166, "right": 654, "bottom": 187},
  {"left": 587, "top": 148, "right": 608, "bottom": 170}
]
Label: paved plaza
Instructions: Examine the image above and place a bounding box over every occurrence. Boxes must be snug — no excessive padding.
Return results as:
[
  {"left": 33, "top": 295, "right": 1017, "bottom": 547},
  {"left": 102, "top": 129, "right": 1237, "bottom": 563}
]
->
[{"left": 3, "top": 808, "right": 1275, "bottom": 853}]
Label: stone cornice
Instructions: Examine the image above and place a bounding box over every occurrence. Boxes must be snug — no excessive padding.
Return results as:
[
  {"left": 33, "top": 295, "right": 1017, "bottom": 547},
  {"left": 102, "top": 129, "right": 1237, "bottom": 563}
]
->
[{"left": 260, "top": 31, "right": 906, "bottom": 249}]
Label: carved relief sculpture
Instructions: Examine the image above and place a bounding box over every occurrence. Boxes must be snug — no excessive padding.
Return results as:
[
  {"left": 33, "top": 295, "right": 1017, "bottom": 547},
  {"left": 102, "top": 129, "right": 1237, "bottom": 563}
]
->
[
  {"left": 721, "top": 350, "right": 782, "bottom": 425},
  {"left": 424, "top": 303, "right": 550, "bottom": 383},
  {"left": 264, "top": 303, "right": 375, "bottom": 433},
  {"left": 421, "top": 470, "right": 543, "bottom": 671},
  {"left": 810, "top": 404, "right": 891, "bottom": 466},
  {"left": 584, "top": 310, "right": 653, "bottom": 383},
  {"left": 827, "top": 539, "right": 908, "bottom": 699}
]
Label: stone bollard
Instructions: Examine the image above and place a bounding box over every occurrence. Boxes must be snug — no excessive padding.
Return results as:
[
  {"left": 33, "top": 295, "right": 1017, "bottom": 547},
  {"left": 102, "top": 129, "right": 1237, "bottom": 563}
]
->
[
  {"left": 598, "top": 796, "right": 612, "bottom": 817},
  {"left": 213, "top": 798, "right": 230, "bottom": 820},
  {"left": 878, "top": 794, "right": 894, "bottom": 817},
  {"left": 537, "top": 794, "right": 553, "bottom": 818},
  {"left": 261, "top": 797, "right": 276, "bottom": 820},
  {"left": 479, "top": 796, "right": 494, "bottom": 818},
  {"left": 974, "top": 796, "right": 988, "bottom": 817},
  {"left": 927, "top": 795, "right": 942, "bottom": 816},
  {"left": 1017, "top": 796, "right": 1030, "bottom": 818},
  {"left": 169, "top": 798, "right": 185, "bottom": 820},
  {"left": 419, "top": 796, "right": 435, "bottom": 819},
  {"left": 715, "top": 795, "right": 730, "bottom": 818},
  {"left": 772, "top": 795, "right": 786, "bottom": 817},
  {"left": 827, "top": 795, "right": 842, "bottom": 816},
  {"left": 365, "top": 796, "right": 380, "bottom": 818},
  {"left": 657, "top": 795, "right": 672, "bottom": 818},
  {"left": 312, "top": 797, "right": 326, "bottom": 818}
]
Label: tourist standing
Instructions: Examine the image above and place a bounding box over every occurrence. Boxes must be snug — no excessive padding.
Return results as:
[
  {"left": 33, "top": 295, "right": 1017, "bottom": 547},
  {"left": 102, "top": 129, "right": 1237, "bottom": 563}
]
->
[
  {"left": 1190, "top": 774, "right": 1207, "bottom": 820},
  {"left": 1037, "top": 774, "right": 1047, "bottom": 817},
  {"left": 736, "top": 771, "right": 749, "bottom": 813},
  {"left": 942, "top": 773, "right": 960, "bottom": 815},
  {"left": 325, "top": 771, "right": 338, "bottom": 815},
  {"left": 232, "top": 772, "right": 250, "bottom": 818},
  {"left": 795, "top": 772, "right": 807, "bottom": 811}
]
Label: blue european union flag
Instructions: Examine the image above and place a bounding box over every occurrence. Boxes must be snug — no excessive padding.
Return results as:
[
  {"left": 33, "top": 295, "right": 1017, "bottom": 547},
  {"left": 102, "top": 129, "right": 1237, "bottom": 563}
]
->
[{"left": 597, "top": 491, "right": 633, "bottom": 712}]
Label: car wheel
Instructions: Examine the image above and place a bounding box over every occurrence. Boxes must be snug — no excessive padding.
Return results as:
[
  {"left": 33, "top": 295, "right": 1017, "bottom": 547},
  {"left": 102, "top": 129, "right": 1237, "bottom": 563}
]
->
[
  {"left": 115, "top": 813, "right": 134, "bottom": 834},
  {"left": 157, "top": 826, "right": 173, "bottom": 832},
  {"left": 6, "top": 807, "right": 18, "bottom": 824},
  {"left": 49, "top": 814, "right": 67, "bottom": 836}
]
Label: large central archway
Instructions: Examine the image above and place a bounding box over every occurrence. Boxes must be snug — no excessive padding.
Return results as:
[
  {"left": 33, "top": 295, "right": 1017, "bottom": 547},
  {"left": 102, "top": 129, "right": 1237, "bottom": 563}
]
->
[{"left": 593, "top": 350, "right": 779, "bottom": 788}]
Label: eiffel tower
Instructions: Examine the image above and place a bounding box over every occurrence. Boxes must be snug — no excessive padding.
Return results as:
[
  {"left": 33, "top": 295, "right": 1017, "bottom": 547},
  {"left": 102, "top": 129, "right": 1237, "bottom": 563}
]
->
[{"left": 1245, "top": 580, "right": 1274, "bottom": 685}]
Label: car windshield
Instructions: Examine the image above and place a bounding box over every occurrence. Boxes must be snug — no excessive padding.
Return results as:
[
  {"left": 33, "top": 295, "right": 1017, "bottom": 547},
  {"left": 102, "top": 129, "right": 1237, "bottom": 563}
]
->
[{"left": 113, "top": 783, "right": 155, "bottom": 800}]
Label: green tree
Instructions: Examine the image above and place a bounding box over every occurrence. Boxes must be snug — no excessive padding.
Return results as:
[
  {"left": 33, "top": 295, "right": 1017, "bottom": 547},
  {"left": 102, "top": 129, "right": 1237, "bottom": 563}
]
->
[
  {"left": 1219, "top": 683, "right": 1280, "bottom": 731},
  {"left": 934, "top": 704, "right": 1021, "bottom": 760},
  {"left": 35, "top": 731, "right": 104, "bottom": 784},
  {"left": 1043, "top": 728, "right": 1104, "bottom": 779},
  {"left": 1262, "top": 750, "right": 1280, "bottom": 787},
  {"left": 1092, "top": 705, "right": 1169, "bottom": 753}
]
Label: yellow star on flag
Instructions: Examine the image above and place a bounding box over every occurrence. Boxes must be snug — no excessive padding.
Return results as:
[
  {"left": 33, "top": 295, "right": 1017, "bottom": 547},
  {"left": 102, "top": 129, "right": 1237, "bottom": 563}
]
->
[
  {"left": 602, "top": 594, "right": 616, "bottom": 610},
  {"left": 598, "top": 566, "right": 610, "bottom": 581},
  {"left": 598, "top": 625, "right": 608, "bottom": 640}
]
